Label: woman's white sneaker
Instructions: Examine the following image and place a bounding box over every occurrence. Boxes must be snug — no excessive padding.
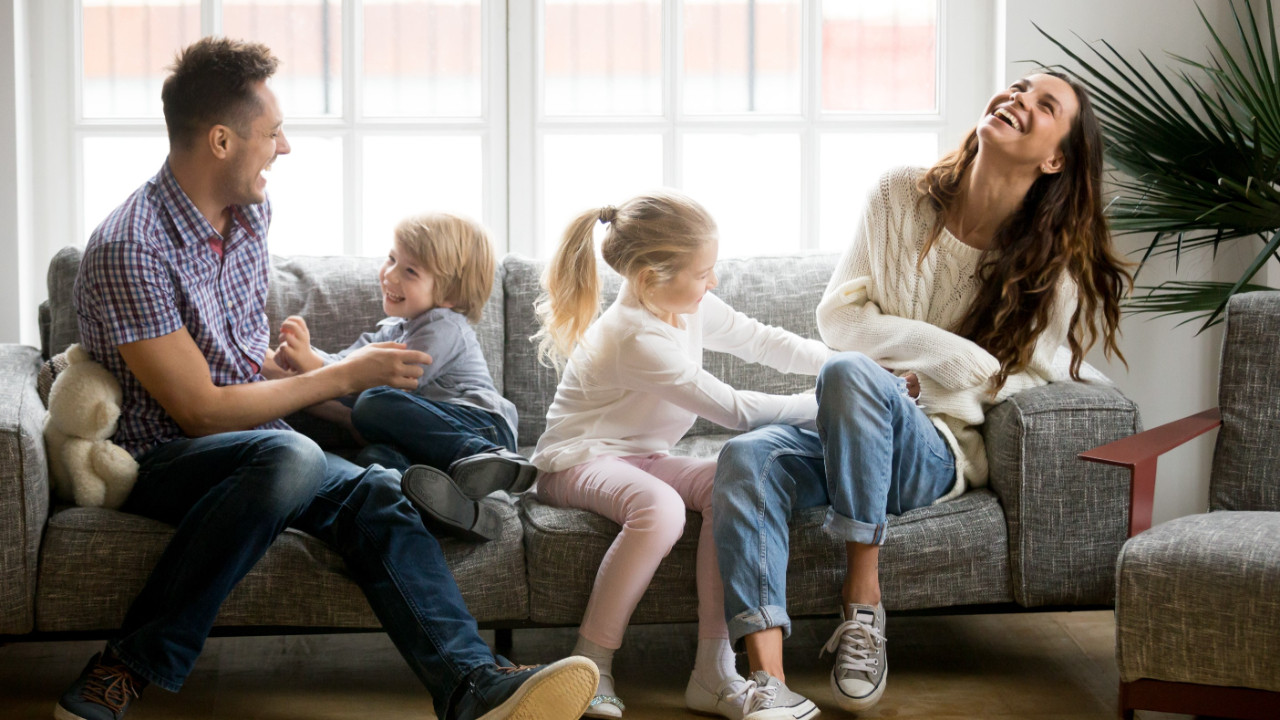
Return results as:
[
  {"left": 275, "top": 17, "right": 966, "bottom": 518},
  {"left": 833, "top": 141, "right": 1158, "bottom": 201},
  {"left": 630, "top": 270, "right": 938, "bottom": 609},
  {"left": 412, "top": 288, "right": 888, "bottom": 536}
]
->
[{"left": 685, "top": 673, "right": 747, "bottom": 719}]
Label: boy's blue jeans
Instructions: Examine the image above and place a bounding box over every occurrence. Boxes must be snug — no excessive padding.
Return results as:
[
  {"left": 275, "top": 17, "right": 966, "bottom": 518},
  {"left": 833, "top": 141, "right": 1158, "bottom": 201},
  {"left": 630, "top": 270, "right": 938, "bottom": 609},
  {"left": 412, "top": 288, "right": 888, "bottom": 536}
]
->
[
  {"left": 351, "top": 387, "right": 517, "bottom": 473},
  {"left": 110, "top": 430, "right": 495, "bottom": 718},
  {"left": 712, "top": 352, "right": 957, "bottom": 648}
]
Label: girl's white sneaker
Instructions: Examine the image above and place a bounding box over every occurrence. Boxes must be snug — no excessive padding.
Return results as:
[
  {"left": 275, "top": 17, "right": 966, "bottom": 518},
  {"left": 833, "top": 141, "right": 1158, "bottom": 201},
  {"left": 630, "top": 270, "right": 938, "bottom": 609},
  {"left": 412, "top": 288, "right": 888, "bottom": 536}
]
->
[{"left": 685, "top": 673, "right": 748, "bottom": 719}]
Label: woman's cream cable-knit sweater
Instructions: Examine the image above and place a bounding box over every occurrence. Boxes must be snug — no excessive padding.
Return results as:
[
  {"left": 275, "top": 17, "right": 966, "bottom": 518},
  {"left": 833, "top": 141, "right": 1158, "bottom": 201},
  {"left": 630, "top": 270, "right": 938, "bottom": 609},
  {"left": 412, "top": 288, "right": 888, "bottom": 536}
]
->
[{"left": 816, "top": 166, "right": 1078, "bottom": 500}]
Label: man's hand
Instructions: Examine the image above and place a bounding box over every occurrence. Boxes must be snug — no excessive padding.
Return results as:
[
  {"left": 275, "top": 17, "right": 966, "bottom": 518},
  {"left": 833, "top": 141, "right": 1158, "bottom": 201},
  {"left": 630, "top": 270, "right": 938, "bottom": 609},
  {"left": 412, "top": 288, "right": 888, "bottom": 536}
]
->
[
  {"left": 340, "top": 341, "right": 432, "bottom": 394},
  {"left": 277, "top": 315, "right": 324, "bottom": 373}
]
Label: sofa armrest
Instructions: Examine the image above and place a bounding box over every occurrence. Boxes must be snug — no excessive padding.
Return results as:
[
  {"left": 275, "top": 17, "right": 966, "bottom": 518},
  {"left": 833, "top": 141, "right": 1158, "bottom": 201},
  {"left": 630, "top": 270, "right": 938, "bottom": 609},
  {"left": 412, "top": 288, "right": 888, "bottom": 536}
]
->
[
  {"left": 984, "top": 380, "right": 1141, "bottom": 607},
  {"left": 1080, "top": 408, "right": 1221, "bottom": 538},
  {"left": 0, "top": 345, "right": 50, "bottom": 634}
]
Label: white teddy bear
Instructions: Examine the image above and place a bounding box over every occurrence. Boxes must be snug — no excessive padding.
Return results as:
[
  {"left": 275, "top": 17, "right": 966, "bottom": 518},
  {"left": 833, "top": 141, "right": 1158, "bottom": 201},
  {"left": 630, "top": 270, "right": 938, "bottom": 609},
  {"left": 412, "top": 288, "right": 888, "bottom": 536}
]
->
[{"left": 43, "top": 344, "right": 138, "bottom": 509}]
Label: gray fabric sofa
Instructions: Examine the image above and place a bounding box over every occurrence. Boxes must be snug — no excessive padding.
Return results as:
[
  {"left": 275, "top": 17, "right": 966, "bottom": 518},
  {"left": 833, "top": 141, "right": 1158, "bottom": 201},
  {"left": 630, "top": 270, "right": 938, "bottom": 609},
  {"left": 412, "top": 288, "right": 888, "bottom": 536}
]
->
[
  {"left": 1, "top": 247, "right": 1142, "bottom": 642},
  {"left": 1084, "top": 292, "right": 1280, "bottom": 719}
]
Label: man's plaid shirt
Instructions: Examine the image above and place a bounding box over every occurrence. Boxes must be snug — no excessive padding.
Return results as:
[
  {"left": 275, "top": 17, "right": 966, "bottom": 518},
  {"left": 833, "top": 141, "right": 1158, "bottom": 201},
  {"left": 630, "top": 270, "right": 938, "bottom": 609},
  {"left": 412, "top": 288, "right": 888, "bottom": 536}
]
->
[{"left": 74, "top": 160, "right": 291, "bottom": 458}]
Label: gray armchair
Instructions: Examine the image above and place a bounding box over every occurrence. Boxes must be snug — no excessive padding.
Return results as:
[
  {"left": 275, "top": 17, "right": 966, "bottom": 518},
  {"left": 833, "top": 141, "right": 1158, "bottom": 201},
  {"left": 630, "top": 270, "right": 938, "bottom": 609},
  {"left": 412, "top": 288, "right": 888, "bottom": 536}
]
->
[{"left": 1082, "top": 291, "right": 1280, "bottom": 720}]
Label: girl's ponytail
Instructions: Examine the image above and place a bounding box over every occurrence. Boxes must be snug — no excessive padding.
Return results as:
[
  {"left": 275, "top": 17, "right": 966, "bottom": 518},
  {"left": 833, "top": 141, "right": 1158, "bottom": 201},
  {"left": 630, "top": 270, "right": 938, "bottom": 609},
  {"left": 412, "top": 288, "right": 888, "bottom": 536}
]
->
[
  {"left": 534, "top": 208, "right": 608, "bottom": 366},
  {"left": 534, "top": 191, "right": 716, "bottom": 368}
]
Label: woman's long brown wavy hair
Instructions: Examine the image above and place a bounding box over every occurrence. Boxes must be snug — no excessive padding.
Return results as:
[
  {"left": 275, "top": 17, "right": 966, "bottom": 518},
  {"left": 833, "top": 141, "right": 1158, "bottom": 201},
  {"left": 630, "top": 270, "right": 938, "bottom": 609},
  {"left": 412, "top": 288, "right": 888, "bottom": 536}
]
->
[{"left": 917, "top": 71, "right": 1130, "bottom": 391}]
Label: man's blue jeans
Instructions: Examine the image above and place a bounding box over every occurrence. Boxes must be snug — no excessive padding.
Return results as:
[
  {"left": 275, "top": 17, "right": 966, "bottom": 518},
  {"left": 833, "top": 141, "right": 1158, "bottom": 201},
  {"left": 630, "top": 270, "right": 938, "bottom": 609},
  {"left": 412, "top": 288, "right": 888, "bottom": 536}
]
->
[
  {"left": 350, "top": 387, "right": 516, "bottom": 473},
  {"left": 712, "top": 352, "right": 957, "bottom": 648},
  {"left": 109, "top": 430, "right": 496, "bottom": 718}
]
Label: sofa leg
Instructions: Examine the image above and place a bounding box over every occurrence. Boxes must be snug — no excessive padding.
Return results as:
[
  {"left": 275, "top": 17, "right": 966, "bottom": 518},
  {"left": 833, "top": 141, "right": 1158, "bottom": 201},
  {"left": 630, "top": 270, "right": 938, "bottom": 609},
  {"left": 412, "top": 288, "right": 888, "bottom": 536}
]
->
[{"left": 494, "top": 628, "right": 513, "bottom": 657}]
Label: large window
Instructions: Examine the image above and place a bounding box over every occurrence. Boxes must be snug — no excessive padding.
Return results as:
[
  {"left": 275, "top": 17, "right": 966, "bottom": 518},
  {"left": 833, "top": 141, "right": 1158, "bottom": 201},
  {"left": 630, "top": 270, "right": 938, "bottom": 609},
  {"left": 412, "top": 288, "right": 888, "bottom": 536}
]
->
[{"left": 42, "top": 0, "right": 992, "bottom": 261}]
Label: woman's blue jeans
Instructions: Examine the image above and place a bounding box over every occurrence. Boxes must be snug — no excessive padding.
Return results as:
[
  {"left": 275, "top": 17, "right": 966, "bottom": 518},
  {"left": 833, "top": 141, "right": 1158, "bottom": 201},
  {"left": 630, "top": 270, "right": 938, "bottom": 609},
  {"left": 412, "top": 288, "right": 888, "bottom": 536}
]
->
[
  {"left": 350, "top": 386, "right": 516, "bottom": 473},
  {"left": 712, "top": 352, "right": 957, "bottom": 648},
  {"left": 109, "top": 430, "right": 495, "bottom": 718}
]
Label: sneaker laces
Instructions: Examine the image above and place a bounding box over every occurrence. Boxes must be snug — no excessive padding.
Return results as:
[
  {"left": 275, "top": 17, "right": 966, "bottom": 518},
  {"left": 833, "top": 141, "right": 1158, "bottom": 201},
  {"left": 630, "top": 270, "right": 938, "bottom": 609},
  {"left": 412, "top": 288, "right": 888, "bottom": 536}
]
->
[
  {"left": 727, "top": 678, "right": 775, "bottom": 712},
  {"left": 821, "top": 617, "right": 886, "bottom": 674},
  {"left": 493, "top": 663, "right": 539, "bottom": 674},
  {"left": 82, "top": 658, "right": 142, "bottom": 712}
]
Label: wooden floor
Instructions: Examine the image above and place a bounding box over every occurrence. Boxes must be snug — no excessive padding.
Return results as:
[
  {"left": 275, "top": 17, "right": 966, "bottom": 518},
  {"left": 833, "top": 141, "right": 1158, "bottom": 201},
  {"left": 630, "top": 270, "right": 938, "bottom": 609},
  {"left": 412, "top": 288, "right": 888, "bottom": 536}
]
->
[{"left": 1, "top": 611, "right": 1197, "bottom": 719}]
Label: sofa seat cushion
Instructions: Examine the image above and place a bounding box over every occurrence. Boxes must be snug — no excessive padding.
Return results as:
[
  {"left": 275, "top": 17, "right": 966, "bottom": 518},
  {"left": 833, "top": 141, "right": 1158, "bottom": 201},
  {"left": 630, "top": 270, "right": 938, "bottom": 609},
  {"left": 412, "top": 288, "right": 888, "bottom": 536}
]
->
[
  {"left": 1116, "top": 511, "right": 1280, "bottom": 691},
  {"left": 35, "top": 496, "right": 529, "bottom": 633},
  {"left": 520, "top": 487, "right": 1012, "bottom": 626}
]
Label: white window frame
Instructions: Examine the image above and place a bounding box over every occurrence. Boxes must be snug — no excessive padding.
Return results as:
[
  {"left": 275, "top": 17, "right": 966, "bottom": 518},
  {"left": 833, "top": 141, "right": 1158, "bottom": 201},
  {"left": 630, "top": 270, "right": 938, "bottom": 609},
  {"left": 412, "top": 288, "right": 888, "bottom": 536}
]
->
[
  {"left": 30, "top": 0, "right": 508, "bottom": 261},
  {"left": 506, "top": 0, "right": 997, "bottom": 257},
  {"left": 27, "top": 0, "right": 995, "bottom": 269}
]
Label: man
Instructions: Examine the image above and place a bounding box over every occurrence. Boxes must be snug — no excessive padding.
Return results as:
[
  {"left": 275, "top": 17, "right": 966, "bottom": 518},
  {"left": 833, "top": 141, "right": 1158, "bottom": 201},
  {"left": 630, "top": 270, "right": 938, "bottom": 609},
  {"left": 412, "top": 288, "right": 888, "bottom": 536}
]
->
[{"left": 54, "top": 37, "right": 595, "bottom": 720}]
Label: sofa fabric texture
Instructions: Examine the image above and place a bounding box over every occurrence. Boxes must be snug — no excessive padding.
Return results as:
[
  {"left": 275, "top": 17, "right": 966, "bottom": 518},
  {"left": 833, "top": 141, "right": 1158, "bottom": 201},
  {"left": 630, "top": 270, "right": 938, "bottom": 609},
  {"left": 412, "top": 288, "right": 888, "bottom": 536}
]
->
[
  {"left": 1212, "top": 291, "right": 1280, "bottom": 513},
  {"left": 1115, "top": 511, "right": 1280, "bottom": 691},
  {"left": 0, "top": 346, "right": 48, "bottom": 635},
  {"left": 985, "top": 383, "right": 1140, "bottom": 607},
  {"left": 8, "top": 247, "right": 1141, "bottom": 637}
]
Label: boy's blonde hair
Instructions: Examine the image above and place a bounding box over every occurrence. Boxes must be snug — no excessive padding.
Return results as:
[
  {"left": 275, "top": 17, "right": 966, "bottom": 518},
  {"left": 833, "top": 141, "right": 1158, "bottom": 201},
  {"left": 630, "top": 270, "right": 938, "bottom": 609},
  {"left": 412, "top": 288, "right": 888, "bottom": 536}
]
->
[
  {"left": 533, "top": 190, "right": 716, "bottom": 367},
  {"left": 394, "top": 212, "right": 495, "bottom": 323}
]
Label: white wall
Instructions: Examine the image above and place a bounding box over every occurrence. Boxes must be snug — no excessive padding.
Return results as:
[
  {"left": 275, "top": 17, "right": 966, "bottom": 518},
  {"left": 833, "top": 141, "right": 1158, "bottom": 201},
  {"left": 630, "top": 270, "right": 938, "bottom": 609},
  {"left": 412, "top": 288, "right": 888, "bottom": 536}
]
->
[{"left": 1003, "top": 0, "right": 1274, "bottom": 525}]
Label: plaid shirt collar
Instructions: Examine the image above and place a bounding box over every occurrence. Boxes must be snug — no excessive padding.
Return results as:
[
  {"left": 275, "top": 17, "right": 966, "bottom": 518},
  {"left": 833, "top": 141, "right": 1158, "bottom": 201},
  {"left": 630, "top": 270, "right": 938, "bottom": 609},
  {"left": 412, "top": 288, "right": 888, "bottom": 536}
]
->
[{"left": 154, "top": 160, "right": 263, "bottom": 251}]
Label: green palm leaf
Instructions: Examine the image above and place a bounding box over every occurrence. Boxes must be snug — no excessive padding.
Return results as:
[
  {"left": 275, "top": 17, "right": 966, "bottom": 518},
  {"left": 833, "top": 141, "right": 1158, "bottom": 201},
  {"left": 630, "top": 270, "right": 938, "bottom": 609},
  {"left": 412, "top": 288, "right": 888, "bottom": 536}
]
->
[{"left": 1037, "top": 0, "right": 1280, "bottom": 331}]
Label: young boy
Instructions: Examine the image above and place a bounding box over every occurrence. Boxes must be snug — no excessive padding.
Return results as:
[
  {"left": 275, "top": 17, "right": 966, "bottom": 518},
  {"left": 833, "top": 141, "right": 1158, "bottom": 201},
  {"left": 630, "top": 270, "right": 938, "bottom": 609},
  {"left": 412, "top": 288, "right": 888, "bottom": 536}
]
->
[{"left": 276, "top": 212, "right": 534, "bottom": 541}]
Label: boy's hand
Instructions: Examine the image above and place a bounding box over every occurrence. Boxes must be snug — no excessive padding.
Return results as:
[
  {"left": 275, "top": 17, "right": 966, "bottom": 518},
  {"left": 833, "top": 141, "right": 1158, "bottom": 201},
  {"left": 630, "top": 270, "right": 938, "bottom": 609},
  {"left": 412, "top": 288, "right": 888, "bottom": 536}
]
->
[
  {"left": 342, "top": 341, "right": 433, "bottom": 393},
  {"left": 261, "top": 347, "right": 296, "bottom": 380},
  {"left": 277, "top": 315, "right": 324, "bottom": 374}
]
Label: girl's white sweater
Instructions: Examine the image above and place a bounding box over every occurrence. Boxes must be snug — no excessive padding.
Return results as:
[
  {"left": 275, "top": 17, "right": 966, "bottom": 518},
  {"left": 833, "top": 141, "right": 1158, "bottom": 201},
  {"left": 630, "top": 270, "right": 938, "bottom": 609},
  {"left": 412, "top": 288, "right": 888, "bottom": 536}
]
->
[
  {"left": 532, "top": 285, "right": 833, "bottom": 473},
  {"left": 816, "top": 166, "right": 1078, "bottom": 500}
]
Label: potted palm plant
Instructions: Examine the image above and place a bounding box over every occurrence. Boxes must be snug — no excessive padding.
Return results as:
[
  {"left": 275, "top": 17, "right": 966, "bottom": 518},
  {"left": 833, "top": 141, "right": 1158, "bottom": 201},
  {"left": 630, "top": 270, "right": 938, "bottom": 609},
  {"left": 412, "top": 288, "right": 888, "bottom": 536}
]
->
[{"left": 1039, "top": 0, "right": 1280, "bottom": 330}]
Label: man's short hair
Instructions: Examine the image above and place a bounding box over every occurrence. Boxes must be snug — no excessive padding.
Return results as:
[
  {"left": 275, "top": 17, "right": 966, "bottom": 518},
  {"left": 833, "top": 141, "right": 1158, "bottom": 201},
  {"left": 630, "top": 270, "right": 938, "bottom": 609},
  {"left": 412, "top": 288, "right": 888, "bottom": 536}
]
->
[{"left": 161, "top": 37, "right": 279, "bottom": 150}]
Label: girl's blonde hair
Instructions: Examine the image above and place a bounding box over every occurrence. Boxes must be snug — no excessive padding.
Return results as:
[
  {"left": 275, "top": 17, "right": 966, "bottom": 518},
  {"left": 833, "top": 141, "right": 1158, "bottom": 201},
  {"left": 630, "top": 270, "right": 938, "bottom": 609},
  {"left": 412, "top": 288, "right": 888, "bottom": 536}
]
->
[
  {"left": 394, "top": 212, "right": 496, "bottom": 323},
  {"left": 533, "top": 190, "right": 716, "bottom": 366}
]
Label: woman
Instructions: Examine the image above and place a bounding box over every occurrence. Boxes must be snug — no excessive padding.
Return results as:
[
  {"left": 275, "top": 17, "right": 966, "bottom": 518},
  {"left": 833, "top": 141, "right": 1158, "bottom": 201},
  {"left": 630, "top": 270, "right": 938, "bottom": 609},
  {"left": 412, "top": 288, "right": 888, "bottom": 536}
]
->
[{"left": 712, "top": 71, "right": 1129, "bottom": 720}]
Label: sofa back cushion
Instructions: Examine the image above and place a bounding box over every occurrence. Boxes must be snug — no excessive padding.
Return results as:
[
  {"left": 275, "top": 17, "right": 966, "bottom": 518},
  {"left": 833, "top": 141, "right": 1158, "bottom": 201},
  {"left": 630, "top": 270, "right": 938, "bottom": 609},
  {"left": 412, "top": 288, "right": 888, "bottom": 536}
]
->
[
  {"left": 501, "top": 253, "right": 838, "bottom": 446},
  {"left": 1211, "top": 291, "right": 1280, "bottom": 511},
  {"left": 40, "top": 247, "right": 506, "bottom": 395}
]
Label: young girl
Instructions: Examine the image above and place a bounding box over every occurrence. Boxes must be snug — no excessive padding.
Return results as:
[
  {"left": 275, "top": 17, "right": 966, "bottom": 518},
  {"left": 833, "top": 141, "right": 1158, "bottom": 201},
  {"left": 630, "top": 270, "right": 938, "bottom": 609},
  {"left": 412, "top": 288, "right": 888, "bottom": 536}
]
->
[
  {"left": 530, "top": 191, "right": 833, "bottom": 719},
  {"left": 714, "top": 71, "right": 1131, "bottom": 719},
  {"left": 276, "top": 212, "right": 533, "bottom": 541}
]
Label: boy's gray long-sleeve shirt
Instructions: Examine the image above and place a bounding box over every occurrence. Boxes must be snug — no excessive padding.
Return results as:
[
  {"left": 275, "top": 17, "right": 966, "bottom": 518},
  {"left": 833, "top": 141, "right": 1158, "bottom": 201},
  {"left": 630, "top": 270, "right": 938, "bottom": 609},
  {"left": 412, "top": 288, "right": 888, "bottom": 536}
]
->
[{"left": 317, "top": 307, "right": 518, "bottom": 436}]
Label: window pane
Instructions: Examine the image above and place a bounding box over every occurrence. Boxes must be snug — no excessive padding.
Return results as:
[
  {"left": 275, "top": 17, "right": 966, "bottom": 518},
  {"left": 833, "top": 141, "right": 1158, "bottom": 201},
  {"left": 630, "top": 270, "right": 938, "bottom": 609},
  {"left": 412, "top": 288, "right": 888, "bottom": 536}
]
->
[
  {"left": 263, "top": 136, "right": 344, "bottom": 256},
  {"left": 82, "top": 136, "right": 170, "bottom": 242},
  {"left": 683, "top": 0, "right": 801, "bottom": 115},
  {"left": 541, "top": 134, "right": 664, "bottom": 256},
  {"left": 223, "top": 0, "right": 342, "bottom": 117},
  {"left": 682, "top": 134, "right": 800, "bottom": 258},
  {"left": 362, "top": 136, "right": 484, "bottom": 256},
  {"left": 543, "top": 0, "right": 662, "bottom": 116},
  {"left": 822, "top": 0, "right": 937, "bottom": 113},
  {"left": 363, "top": 0, "right": 483, "bottom": 117},
  {"left": 819, "top": 133, "right": 937, "bottom": 252},
  {"left": 82, "top": 1, "right": 200, "bottom": 118}
]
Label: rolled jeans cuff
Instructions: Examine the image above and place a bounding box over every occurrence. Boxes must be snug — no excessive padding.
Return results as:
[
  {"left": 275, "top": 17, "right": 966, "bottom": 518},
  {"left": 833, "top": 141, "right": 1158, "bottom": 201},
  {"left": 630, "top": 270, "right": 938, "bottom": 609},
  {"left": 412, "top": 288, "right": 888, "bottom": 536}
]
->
[
  {"left": 727, "top": 604, "right": 792, "bottom": 653},
  {"left": 823, "top": 507, "right": 887, "bottom": 545}
]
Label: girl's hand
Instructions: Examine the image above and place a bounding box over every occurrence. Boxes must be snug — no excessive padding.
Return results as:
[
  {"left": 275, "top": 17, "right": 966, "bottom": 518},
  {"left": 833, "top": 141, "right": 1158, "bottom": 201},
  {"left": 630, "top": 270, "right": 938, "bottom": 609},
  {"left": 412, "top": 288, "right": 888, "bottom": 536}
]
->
[
  {"left": 277, "top": 315, "right": 325, "bottom": 374},
  {"left": 903, "top": 372, "right": 920, "bottom": 399}
]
